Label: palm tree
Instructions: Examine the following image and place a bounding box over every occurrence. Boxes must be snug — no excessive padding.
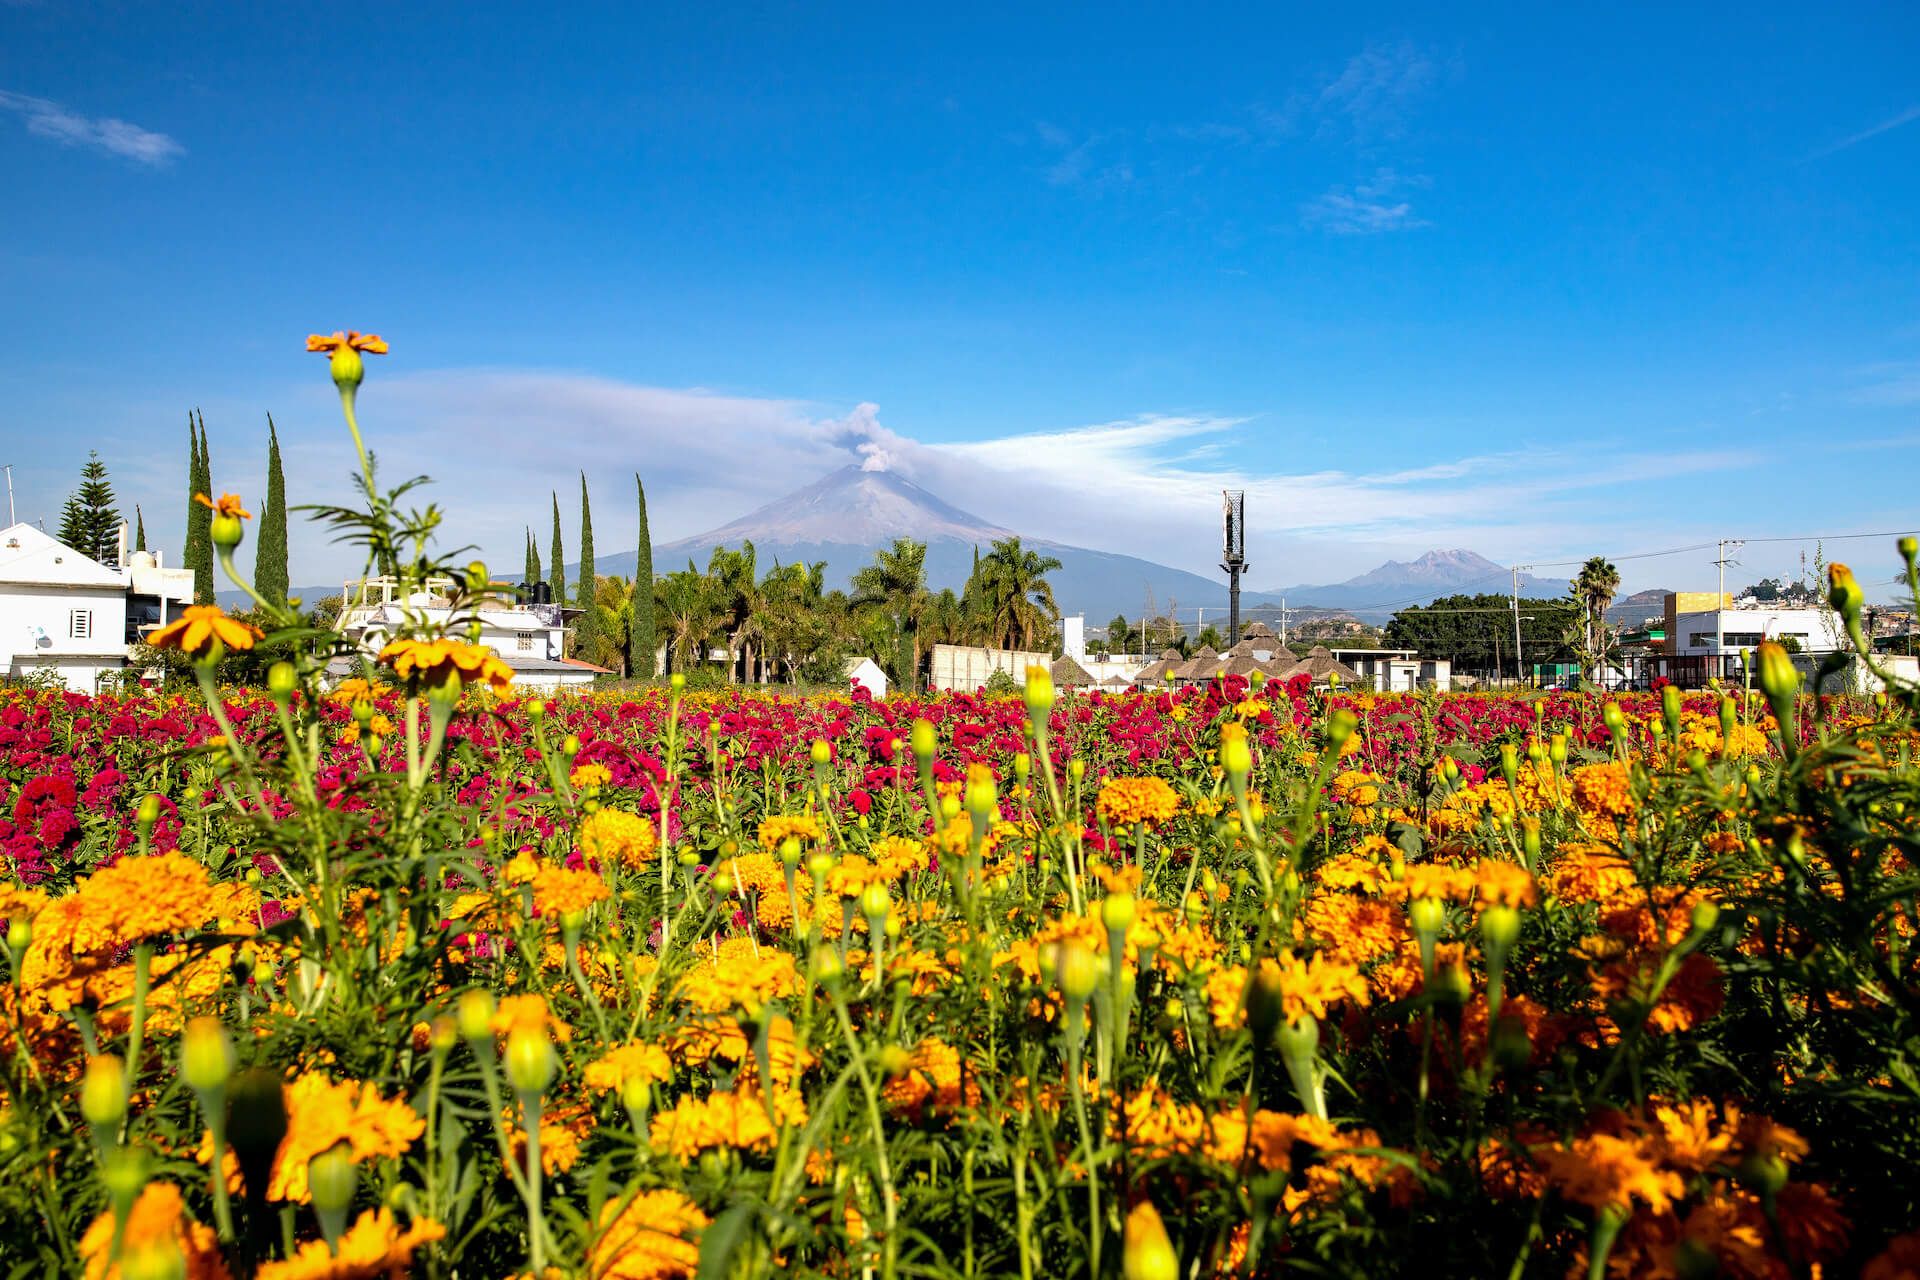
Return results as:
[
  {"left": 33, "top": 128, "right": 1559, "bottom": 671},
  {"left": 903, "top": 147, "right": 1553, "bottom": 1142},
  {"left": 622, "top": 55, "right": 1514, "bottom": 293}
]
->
[
  {"left": 706, "top": 542, "right": 763, "bottom": 683},
  {"left": 759, "top": 559, "right": 843, "bottom": 683},
  {"left": 977, "top": 536, "right": 1063, "bottom": 651},
  {"left": 852, "top": 538, "right": 931, "bottom": 693},
  {"left": 584, "top": 575, "right": 637, "bottom": 675},
  {"left": 1573, "top": 556, "right": 1622, "bottom": 681},
  {"left": 657, "top": 567, "right": 722, "bottom": 674}
]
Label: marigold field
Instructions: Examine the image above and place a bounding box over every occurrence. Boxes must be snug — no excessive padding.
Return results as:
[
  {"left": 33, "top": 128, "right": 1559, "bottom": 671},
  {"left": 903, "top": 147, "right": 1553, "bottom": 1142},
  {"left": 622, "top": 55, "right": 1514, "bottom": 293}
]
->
[{"left": 3, "top": 336, "right": 1918, "bottom": 1280}]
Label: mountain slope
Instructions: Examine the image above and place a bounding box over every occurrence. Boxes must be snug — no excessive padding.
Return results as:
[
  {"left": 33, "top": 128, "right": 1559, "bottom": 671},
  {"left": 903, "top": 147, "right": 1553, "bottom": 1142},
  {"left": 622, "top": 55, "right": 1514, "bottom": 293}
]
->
[{"left": 587, "top": 465, "right": 1234, "bottom": 620}]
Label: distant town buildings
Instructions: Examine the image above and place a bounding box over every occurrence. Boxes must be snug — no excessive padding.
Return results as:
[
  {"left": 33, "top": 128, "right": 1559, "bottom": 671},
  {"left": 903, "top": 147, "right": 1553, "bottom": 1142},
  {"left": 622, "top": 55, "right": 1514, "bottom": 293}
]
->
[
  {"left": 332, "top": 577, "right": 608, "bottom": 693},
  {"left": 1, "top": 521, "right": 193, "bottom": 691}
]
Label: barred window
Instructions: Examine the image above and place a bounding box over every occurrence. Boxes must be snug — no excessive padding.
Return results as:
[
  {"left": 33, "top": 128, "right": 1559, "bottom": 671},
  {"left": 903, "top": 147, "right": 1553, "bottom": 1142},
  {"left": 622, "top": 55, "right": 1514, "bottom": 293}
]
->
[{"left": 517, "top": 631, "right": 535, "bottom": 652}]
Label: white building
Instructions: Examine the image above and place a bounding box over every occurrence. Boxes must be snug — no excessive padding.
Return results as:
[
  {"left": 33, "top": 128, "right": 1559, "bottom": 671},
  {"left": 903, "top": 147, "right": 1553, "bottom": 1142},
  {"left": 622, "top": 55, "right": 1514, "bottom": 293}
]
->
[
  {"left": 1324, "top": 646, "right": 1453, "bottom": 693},
  {"left": 0, "top": 523, "right": 195, "bottom": 692},
  {"left": 843, "top": 655, "right": 889, "bottom": 697},
  {"left": 333, "top": 578, "right": 606, "bottom": 693}
]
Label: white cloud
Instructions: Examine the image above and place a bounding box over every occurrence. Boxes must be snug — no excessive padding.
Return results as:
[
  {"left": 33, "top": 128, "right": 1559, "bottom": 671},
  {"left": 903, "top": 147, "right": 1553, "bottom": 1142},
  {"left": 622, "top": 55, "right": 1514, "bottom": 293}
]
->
[
  {"left": 1806, "top": 104, "right": 1920, "bottom": 160},
  {"left": 0, "top": 90, "right": 183, "bottom": 166},
  {"left": 1302, "top": 167, "right": 1429, "bottom": 234},
  {"left": 1847, "top": 359, "right": 1920, "bottom": 406},
  {"left": 1316, "top": 40, "right": 1438, "bottom": 140}
]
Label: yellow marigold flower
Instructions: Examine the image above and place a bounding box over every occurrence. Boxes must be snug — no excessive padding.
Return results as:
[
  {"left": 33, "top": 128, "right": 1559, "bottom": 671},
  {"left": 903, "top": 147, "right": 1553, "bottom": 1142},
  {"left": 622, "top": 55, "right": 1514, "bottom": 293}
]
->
[
  {"left": 193, "top": 492, "right": 253, "bottom": 520},
  {"left": 1571, "top": 761, "right": 1635, "bottom": 824},
  {"left": 648, "top": 1089, "right": 778, "bottom": 1159},
  {"left": 530, "top": 863, "right": 610, "bottom": 919},
  {"left": 588, "top": 1189, "right": 709, "bottom": 1280},
  {"left": 200, "top": 1073, "right": 425, "bottom": 1204},
  {"left": 305, "top": 330, "right": 390, "bottom": 356},
  {"left": 756, "top": 814, "right": 823, "bottom": 851},
  {"left": 255, "top": 1207, "right": 443, "bottom": 1280},
  {"left": 569, "top": 762, "right": 613, "bottom": 788},
  {"left": 1398, "top": 863, "right": 1475, "bottom": 904},
  {"left": 1206, "top": 951, "right": 1369, "bottom": 1029},
  {"left": 149, "top": 605, "right": 263, "bottom": 658},
  {"left": 75, "top": 852, "right": 217, "bottom": 945},
  {"left": 77, "top": 1182, "right": 227, "bottom": 1280},
  {"left": 505, "top": 1099, "right": 590, "bottom": 1178},
  {"left": 1095, "top": 777, "right": 1182, "bottom": 829},
  {"left": 377, "top": 638, "right": 514, "bottom": 692},
  {"left": 584, "top": 1042, "right": 674, "bottom": 1094},
  {"left": 675, "top": 946, "right": 801, "bottom": 1015},
  {"left": 577, "top": 809, "right": 658, "bottom": 868},
  {"left": 868, "top": 836, "right": 928, "bottom": 879}
]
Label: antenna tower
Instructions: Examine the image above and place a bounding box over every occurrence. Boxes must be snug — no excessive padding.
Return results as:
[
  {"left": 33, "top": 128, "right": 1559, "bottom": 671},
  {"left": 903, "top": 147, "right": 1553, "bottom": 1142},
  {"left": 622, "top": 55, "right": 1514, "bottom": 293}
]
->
[{"left": 1221, "top": 490, "right": 1248, "bottom": 645}]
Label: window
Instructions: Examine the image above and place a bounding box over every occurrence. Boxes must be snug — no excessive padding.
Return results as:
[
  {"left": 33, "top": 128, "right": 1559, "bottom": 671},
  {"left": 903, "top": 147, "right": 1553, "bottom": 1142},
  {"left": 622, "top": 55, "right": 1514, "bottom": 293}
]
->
[
  {"left": 516, "top": 632, "right": 534, "bottom": 652},
  {"left": 70, "top": 610, "right": 91, "bottom": 639}
]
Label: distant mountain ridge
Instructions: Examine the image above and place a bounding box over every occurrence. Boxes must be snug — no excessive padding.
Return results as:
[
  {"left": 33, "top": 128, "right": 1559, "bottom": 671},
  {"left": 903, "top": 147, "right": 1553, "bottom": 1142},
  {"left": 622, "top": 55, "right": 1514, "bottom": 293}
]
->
[{"left": 1265, "top": 549, "right": 1573, "bottom": 618}]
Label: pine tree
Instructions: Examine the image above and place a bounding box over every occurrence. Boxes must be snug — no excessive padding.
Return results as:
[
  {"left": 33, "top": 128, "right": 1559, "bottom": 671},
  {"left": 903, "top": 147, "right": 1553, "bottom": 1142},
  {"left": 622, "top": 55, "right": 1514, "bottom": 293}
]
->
[
  {"left": 524, "top": 528, "right": 540, "bottom": 595},
  {"left": 548, "top": 493, "right": 565, "bottom": 609},
  {"left": 256, "top": 415, "right": 290, "bottom": 608},
  {"left": 57, "top": 451, "right": 121, "bottom": 563},
  {"left": 134, "top": 505, "right": 146, "bottom": 553},
  {"left": 576, "top": 472, "right": 598, "bottom": 657},
  {"left": 629, "top": 471, "right": 657, "bottom": 678},
  {"left": 186, "top": 412, "right": 215, "bottom": 604}
]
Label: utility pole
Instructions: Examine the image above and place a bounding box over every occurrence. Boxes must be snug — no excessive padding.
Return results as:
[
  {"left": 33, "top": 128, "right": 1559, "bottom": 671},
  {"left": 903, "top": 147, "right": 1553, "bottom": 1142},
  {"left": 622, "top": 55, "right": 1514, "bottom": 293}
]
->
[
  {"left": 1279, "top": 596, "right": 1288, "bottom": 649},
  {"left": 1511, "top": 563, "right": 1533, "bottom": 688},
  {"left": 1713, "top": 540, "right": 1744, "bottom": 685},
  {"left": 1220, "top": 490, "right": 1247, "bottom": 646}
]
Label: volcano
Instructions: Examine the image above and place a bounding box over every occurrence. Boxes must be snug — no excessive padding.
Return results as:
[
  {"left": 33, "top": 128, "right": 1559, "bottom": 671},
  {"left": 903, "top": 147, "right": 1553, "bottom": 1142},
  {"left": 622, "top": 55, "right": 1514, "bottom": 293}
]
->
[{"left": 588, "top": 465, "right": 1231, "bottom": 622}]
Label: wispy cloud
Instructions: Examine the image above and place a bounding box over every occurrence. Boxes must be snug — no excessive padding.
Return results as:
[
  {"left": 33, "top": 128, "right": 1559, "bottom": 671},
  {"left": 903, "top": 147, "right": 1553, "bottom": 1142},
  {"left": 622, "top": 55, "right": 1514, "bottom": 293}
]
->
[
  {"left": 1846, "top": 359, "right": 1920, "bottom": 406},
  {"left": 1031, "top": 122, "right": 1134, "bottom": 191},
  {"left": 1315, "top": 40, "right": 1439, "bottom": 141},
  {"left": 1806, "top": 104, "right": 1920, "bottom": 160},
  {"left": 1301, "top": 167, "right": 1429, "bottom": 235},
  {"left": 0, "top": 89, "right": 183, "bottom": 166}
]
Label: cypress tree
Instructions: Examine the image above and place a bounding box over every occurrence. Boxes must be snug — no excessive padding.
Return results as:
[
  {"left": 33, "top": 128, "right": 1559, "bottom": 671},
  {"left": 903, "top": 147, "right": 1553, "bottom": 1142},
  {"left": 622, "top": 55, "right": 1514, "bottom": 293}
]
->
[
  {"left": 183, "top": 417, "right": 201, "bottom": 578},
  {"left": 134, "top": 505, "right": 146, "bottom": 553},
  {"left": 548, "top": 493, "right": 565, "bottom": 609},
  {"left": 628, "top": 472, "right": 657, "bottom": 678},
  {"left": 524, "top": 528, "right": 540, "bottom": 595},
  {"left": 256, "top": 415, "right": 290, "bottom": 608},
  {"left": 576, "top": 472, "right": 597, "bottom": 657},
  {"left": 57, "top": 451, "right": 120, "bottom": 563},
  {"left": 187, "top": 412, "right": 215, "bottom": 604}
]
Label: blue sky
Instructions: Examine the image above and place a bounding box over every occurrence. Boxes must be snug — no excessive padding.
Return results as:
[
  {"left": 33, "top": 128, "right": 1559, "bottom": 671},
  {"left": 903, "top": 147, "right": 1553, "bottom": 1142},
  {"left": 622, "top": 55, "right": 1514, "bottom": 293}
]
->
[{"left": 2, "top": 4, "right": 1917, "bottom": 597}]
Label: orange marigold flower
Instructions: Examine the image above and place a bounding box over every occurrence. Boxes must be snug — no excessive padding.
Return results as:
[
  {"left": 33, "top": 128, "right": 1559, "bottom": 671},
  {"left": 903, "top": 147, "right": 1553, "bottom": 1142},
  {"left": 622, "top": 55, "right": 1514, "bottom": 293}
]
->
[
  {"left": 199, "top": 1073, "right": 425, "bottom": 1204},
  {"left": 1473, "top": 859, "right": 1538, "bottom": 909},
  {"left": 588, "top": 1189, "right": 709, "bottom": 1280},
  {"left": 578, "top": 808, "right": 659, "bottom": 868},
  {"left": 489, "top": 994, "right": 573, "bottom": 1044},
  {"left": 377, "top": 637, "right": 514, "bottom": 692},
  {"left": 648, "top": 1089, "right": 778, "bottom": 1160},
  {"left": 756, "top": 814, "right": 823, "bottom": 851},
  {"left": 1863, "top": 1229, "right": 1920, "bottom": 1280},
  {"left": 255, "top": 1207, "right": 443, "bottom": 1280},
  {"left": 149, "top": 605, "right": 263, "bottom": 658},
  {"left": 530, "top": 863, "right": 610, "bottom": 919},
  {"left": 77, "top": 1182, "right": 229, "bottom": 1280},
  {"left": 569, "top": 762, "right": 613, "bottom": 788},
  {"left": 584, "top": 1042, "right": 674, "bottom": 1094},
  {"left": 305, "top": 331, "right": 390, "bottom": 356},
  {"left": 1537, "top": 1131, "right": 1684, "bottom": 1215},
  {"left": 193, "top": 492, "right": 253, "bottom": 520},
  {"left": 1095, "top": 777, "right": 1182, "bottom": 829}
]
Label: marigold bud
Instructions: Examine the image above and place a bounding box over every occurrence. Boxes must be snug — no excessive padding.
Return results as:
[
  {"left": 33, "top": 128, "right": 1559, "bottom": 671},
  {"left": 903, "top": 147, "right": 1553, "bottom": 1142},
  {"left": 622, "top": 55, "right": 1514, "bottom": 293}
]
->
[
  {"left": 939, "top": 794, "right": 961, "bottom": 822},
  {"left": 136, "top": 793, "right": 161, "bottom": 830},
  {"left": 1023, "top": 665, "right": 1056, "bottom": 719},
  {"left": 5, "top": 916, "right": 28, "bottom": 953},
  {"left": 1408, "top": 895, "right": 1447, "bottom": 936},
  {"left": 182, "top": 1017, "right": 234, "bottom": 1095},
  {"left": 1326, "top": 707, "right": 1356, "bottom": 749},
  {"left": 1101, "top": 891, "right": 1136, "bottom": 934},
  {"left": 1826, "top": 563, "right": 1863, "bottom": 624},
  {"left": 878, "top": 1044, "right": 910, "bottom": 1078},
  {"left": 811, "top": 946, "right": 844, "bottom": 987},
  {"left": 1122, "top": 1200, "right": 1180, "bottom": 1280},
  {"left": 1013, "top": 752, "right": 1031, "bottom": 782},
  {"left": 1056, "top": 940, "right": 1099, "bottom": 1003},
  {"left": 1689, "top": 898, "right": 1720, "bottom": 936},
  {"left": 810, "top": 739, "right": 832, "bottom": 766},
  {"left": 860, "top": 882, "right": 892, "bottom": 922},
  {"left": 1219, "top": 723, "right": 1252, "bottom": 777},
  {"left": 209, "top": 513, "right": 244, "bottom": 550},
  {"left": 910, "top": 719, "right": 936, "bottom": 762},
  {"left": 1479, "top": 904, "right": 1521, "bottom": 952},
  {"left": 267, "top": 660, "right": 298, "bottom": 703},
  {"left": 504, "top": 1025, "right": 556, "bottom": 1096},
  {"left": 456, "top": 989, "right": 496, "bottom": 1045},
  {"left": 1499, "top": 743, "right": 1519, "bottom": 787},
  {"left": 81, "top": 1054, "right": 127, "bottom": 1128},
  {"left": 308, "top": 1141, "right": 357, "bottom": 1219}
]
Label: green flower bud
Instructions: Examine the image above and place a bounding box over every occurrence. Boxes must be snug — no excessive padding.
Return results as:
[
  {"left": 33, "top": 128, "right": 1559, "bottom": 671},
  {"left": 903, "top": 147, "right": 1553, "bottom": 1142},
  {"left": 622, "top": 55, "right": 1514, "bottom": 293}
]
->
[
  {"left": 1013, "top": 752, "right": 1031, "bottom": 783},
  {"left": 1408, "top": 895, "right": 1447, "bottom": 937},
  {"left": 465, "top": 560, "right": 490, "bottom": 593},
  {"left": 1479, "top": 904, "right": 1522, "bottom": 952},
  {"left": 779, "top": 836, "right": 803, "bottom": 869},
  {"left": 860, "top": 882, "right": 892, "bottom": 923},
  {"left": 1826, "top": 563, "right": 1864, "bottom": 624},
  {"left": 1056, "top": 940, "right": 1099, "bottom": 1003},
  {"left": 182, "top": 1017, "right": 235, "bottom": 1096},
  {"left": 1499, "top": 743, "right": 1519, "bottom": 787},
  {"left": 209, "top": 513, "right": 244, "bottom": 550},
  {"left": 810, "top": 739, "right": 832, "bottom": 766},
  {"left": 811, "top": 946, "right": 844, "bottom": 987},
  {"left": 1100, "top": 891, "right": 1136, "bottom": 934},
  {"left": 1326, "top": 707, "right": 1357, "bottom": 750},
  {"left": 227, "top": 1067, "right": 289, "bottom": 1201},
  {"left": 939, "top": 794, "right": 962, "bottom": 821},
  {"left": 1023, "top": 665, "right": 1056, "bottom": 719},
  {"left": 81, "top": 1054, "right": 128, "bottom": 1129},
  {"left": 910, "top": 718, "right": 937, "bottom": 762},
  {"left": 504, "top": 1025, "right": 556, "bottom": 1096},
  {"left": 456, "top": 989, "right": 496, "bottom": 1046},
  {"left": 267, "top": 661, "right": 299, "bottom": 704},
  {"left": 877, "top": 1044, "right": 911, "bottom": 1078},
  {"left": 1601, "top": 702, "right": 1625, "bottom": 733},
  {"left": 562, "top": 734, "right": 580, "bottom": 757},
  {"left": 1662, "top": 684, "right": 1683, "bottom": 739},
  {"left": 1689, "top": 898, "right": 1720, "bottom": 936},
  {"left": 1737, "top": 1150, "right": 1790, "bottom": 1197},
  {"left": 137, "top": 793, "right": 162, "bottom": 830},
  {"left": 308, "top": 1141, "right": 358, "bottom": 1228},
  {"left": 5, "top": 916, "right": 29, "bottom": 954}
]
